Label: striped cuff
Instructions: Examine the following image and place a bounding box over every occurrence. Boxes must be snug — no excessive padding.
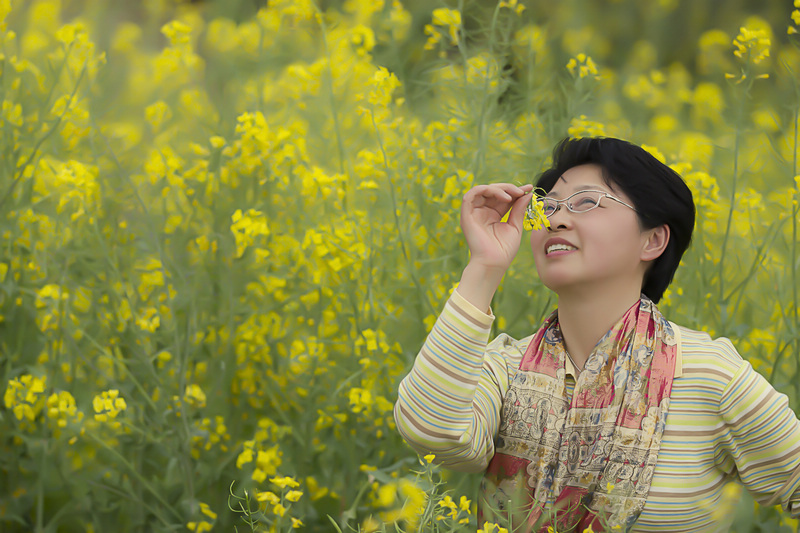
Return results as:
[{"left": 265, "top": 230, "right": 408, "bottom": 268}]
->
[{"left": 451, "top": 287, "right": 495, "bottom": 326}]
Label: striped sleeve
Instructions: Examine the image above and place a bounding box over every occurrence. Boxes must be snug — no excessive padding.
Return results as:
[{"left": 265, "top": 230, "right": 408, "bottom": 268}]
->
[
  {"left": 393, "top": 289, "right": 525, "bottom": 473},
  {"left": 716, "top": 343, "right": 800, "bottom": 517}
]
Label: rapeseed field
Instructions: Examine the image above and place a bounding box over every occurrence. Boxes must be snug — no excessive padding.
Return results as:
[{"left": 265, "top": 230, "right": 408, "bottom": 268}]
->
[{"left": 1, "top": 0, "right": 799, "bottom": 531}]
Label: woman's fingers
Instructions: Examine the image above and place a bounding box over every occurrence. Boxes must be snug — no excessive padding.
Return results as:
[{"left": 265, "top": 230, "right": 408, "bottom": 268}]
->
[
  {"left": 459, "top": 184, "right": 535, "bottom": 269},
  {"left": 461, "top": 183, "right": 533, "bottom": 235},
  {"left": 464, "top": 183, "right": 532, "bottom": 213}
]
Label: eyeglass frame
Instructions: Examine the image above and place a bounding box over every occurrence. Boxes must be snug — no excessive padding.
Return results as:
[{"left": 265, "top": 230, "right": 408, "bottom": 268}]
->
[{"left": 527, "top": 189, "right": 637, "bottom": 219}]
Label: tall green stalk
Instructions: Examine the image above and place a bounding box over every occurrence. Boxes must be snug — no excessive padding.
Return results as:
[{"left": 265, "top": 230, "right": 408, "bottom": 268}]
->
[{"left": 717, "top": 83, "right": 746, "bottom": 330}]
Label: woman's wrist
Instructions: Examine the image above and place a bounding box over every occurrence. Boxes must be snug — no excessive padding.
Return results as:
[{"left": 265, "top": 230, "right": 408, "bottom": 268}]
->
[{"left": 456, "top": 261, "right": 507, "bottom": 313}]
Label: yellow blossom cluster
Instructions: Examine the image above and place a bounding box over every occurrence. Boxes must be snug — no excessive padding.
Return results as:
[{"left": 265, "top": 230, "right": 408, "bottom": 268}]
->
[
  {"left": 733, "top": 26, "right": 771, "bottom": 64},
  {"left": 478, "top": 522, "right": 509, "bottom": 533},
  {"left": 92, "top": 389, "right": 127, "bottom": 424},
  {"left": 247, "top": 476, "right": 305, "bottom": 529},
  {"left": 524, "top": 194, "right": 552, "bottom": 231},
  {"left": 437, "top": 494, "right": 472, "bottom": 524},
  {"left": 46, "top": 390, "right": 84, "bottom": 431},
  {"left": 4, "top": 374, "right": 47, "bottom": 429},
  {"left": 726, "top": 24, "right": 772, "bottom": 83},
  {"left": 186, "top": 501, "right": 217, "bottom": 533},
  {"left": 791, "top": 0, "right": 800, "bottom": 34},
  {"left": 424, "top": 8, "right": 462, "bottom": 52},
  {"left": 566, "top": 53, "right": 600, "bottom": 79},
  {"left": 499, "top": 0, "right": 526, "bottom": 16}
]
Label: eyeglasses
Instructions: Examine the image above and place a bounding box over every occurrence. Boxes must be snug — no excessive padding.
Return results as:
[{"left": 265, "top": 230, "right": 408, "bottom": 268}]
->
[{"left": 528, "top": 189, "right": 636, "bottom": 219}]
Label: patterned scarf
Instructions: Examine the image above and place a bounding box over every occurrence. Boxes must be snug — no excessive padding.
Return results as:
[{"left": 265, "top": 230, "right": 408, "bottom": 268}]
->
[{"left": 480, "top": 297, "right": 678, "bottom": 532}]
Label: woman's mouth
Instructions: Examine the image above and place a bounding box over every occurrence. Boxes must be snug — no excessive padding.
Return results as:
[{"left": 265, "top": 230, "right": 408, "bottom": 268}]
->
[
  {"left": 545, "top": 239, "right": 578, "bottom": 255},
  {"left": 547, "top": 243, "right": 577, "bottom": 254}
]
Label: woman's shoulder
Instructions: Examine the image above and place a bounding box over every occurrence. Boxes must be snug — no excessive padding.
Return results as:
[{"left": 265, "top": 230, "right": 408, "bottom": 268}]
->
[
  {"left": 486, "top": 332, "right": 536, "bottom": 368},
  {"left": 669, "top": 321, "right": 748, "bottom": 383}
]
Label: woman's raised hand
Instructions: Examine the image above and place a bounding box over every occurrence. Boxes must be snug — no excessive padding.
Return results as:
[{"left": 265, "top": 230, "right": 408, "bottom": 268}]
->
[
  {"left": 456, "top": 183, "right": 534, "bottom": 312},
  {"left": 460, "top": 183, "right": 535, "bottom": 271}
]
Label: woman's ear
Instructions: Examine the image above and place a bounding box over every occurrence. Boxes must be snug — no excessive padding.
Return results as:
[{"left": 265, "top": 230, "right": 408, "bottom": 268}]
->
[{"left": 641, "top": 224, "right": 670, "bottom": 262}]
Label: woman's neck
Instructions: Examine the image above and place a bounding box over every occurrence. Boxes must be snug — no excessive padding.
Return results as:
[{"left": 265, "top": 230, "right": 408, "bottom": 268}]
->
[{"left": 555, "top": 282, "right": 643, "bottom": 369}]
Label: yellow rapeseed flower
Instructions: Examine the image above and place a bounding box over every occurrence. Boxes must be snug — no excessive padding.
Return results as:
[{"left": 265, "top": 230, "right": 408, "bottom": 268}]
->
[
  {"left": 524, "top": 195, "right": 551, "bottom": 231},
  {"left": 349, "top": 387, "right": 373, "bottom": 414},
  {"left": 5, "top": 374, "right": 48, "bottom": 425},
  {"left": 199, "top": 502, "right": 217, "bottom": 520},
  {"left": 230, "top": 208, "right": 270, "bottom": 259},
  {"left": 270, "top": 475, "right": 300, "bottom": 489},
  {"left": 732, "top": 26, "right": 771, "bottom": 65},
  {"left": 566, "top": 53, "right": 599, "bottom": 79},
  {"left": 0, "top": 0, "right": 11, "bottom": 31},
  {"left": 257, "top": 491, "right": 280, "bottom": 504},
  {"left": 184, "top": 384, "right": 207, "bottom": 408},
  {"left": 424, "top": 8, "right": 461, "bottom": 50},
  {"left": 568, "top": 115, "right": 607, "bottom": 138},
  {"left": 145, "top": 101, "right": 172, "bottom": 131},
  {"left": 249, "top": 447, "right": 282, "bottom": 482},
  {"left": 373, "top": 483, "right": 396, "bottom": 507},
  {"left": 478, "top": 522, "right": 509, "bottom": 533},
  {"left": 439, "top": 495, "right": 456, "bottom": 509},
  {"left": 499, "top": 0, "right": 525, "bottom": 15},
  {"left": 273, "top": 503, "right": 287, "bottom": 517},
  {"left": 386, "top": 1, "right": 412, "bottom": 42},
  {"left": 92, "top": 389, "right": 127, "bottom": 422},
  {"left": 161, "top": 20, "right": 192, "bottom": 46},
  {"left": 186, "top": 521, "right": 213, "bottom": 533},
  {"left": 351, "top": 25, "right": 376, "bottom": 57},
  {"left": 285, "top": 490, "right": 303, "bottom": 502},
  {"left": 432, "top": 8, "right": 461, "bottom": 44},
  {"left": 46, "top": 391, "right": 84, "bottom": 429},
  {"left": 365, "top": 66, "right": 400, "bottom": 108}
]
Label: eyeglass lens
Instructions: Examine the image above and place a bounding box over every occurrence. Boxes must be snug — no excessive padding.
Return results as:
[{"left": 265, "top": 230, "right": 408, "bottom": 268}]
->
[{"left": 540, "top": 191, "right": 603, "bottom": 216}]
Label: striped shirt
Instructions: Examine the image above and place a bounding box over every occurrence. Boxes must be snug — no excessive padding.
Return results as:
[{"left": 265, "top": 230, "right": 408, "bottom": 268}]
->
[{"left": 394, "top": 290, "right": 800, "bottom": 532}]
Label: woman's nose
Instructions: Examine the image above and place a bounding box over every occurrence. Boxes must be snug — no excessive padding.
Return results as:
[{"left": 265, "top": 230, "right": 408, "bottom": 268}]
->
[{"left": 546, "top": 204, "right": 572, "bottom": 230}]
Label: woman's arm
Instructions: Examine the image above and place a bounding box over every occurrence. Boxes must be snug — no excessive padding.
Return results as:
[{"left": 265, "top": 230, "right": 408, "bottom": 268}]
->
[
  {"left": 717, "top": 350, "right": 800, "bottom": 516},
  {"left": 456, "top": 182, "right": 534, "bottom": 309},
  {"left": 393, "top": 288, "right": 524, "bottom": 472},
  {"left": 393, "top": 183, "right": 533, "bottom": 471}
]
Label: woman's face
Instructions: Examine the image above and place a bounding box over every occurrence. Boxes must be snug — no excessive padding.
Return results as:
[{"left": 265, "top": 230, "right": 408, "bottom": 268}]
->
[{"left": 530, "top": 164, "right": 653, "bottom": 296}]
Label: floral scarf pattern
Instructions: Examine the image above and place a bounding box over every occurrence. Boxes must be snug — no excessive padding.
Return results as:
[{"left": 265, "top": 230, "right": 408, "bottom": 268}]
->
[{"left": 480, "top": 297, "right": 678, "bottom": 532}]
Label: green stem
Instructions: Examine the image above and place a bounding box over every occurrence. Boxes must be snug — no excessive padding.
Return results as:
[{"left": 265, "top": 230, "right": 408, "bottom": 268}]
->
[
  {"left": 80, "top": 331, "right": 162, "bottom": 415},
  {"left": 36, "top": 437, "right": 47, "bottom": 532},
  {"left": 314, "top": 2, "right": 347, "bottom": 181},
  {"left": 725, "top": 217, "right": 782, "bottom": 310},
  {"left": 338, "top": 479, "right": 372, "bottom": 530},
  {"left": 369, "top": 109, "right": 436, "bottom": 318},
  {"left": 0, "top": 60, "right": 89, "bottom": 211},
  {"left": 85, "top": 431, "right": 183, "bottom": 524},
  {"left": 89, "top": 114, "right": 196, "bottom": 503},
  {"left": 85, "top": 479, "right": 171, "bottom": 528},
  {"left": 717, "top": 87, "right": 746, "bottom": 327},
  {"left": 470, "top": 1, "right": 507, "bottom": 178}
]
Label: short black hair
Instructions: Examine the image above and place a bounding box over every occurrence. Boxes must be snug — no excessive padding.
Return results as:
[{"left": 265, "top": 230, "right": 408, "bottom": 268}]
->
[{"left": 535, "top": 137, "right": 695, "bottom": 303}]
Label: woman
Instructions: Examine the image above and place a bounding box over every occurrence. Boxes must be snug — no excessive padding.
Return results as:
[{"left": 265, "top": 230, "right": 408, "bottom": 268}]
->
[{"left": 393, "top": 137, "right": 800, "bottom": 532}]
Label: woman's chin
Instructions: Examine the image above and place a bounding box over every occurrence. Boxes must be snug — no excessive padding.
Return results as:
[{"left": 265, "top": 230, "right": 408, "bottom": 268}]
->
[{"left": 537, "top": 275, "right": 576, "bottom": 295}]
